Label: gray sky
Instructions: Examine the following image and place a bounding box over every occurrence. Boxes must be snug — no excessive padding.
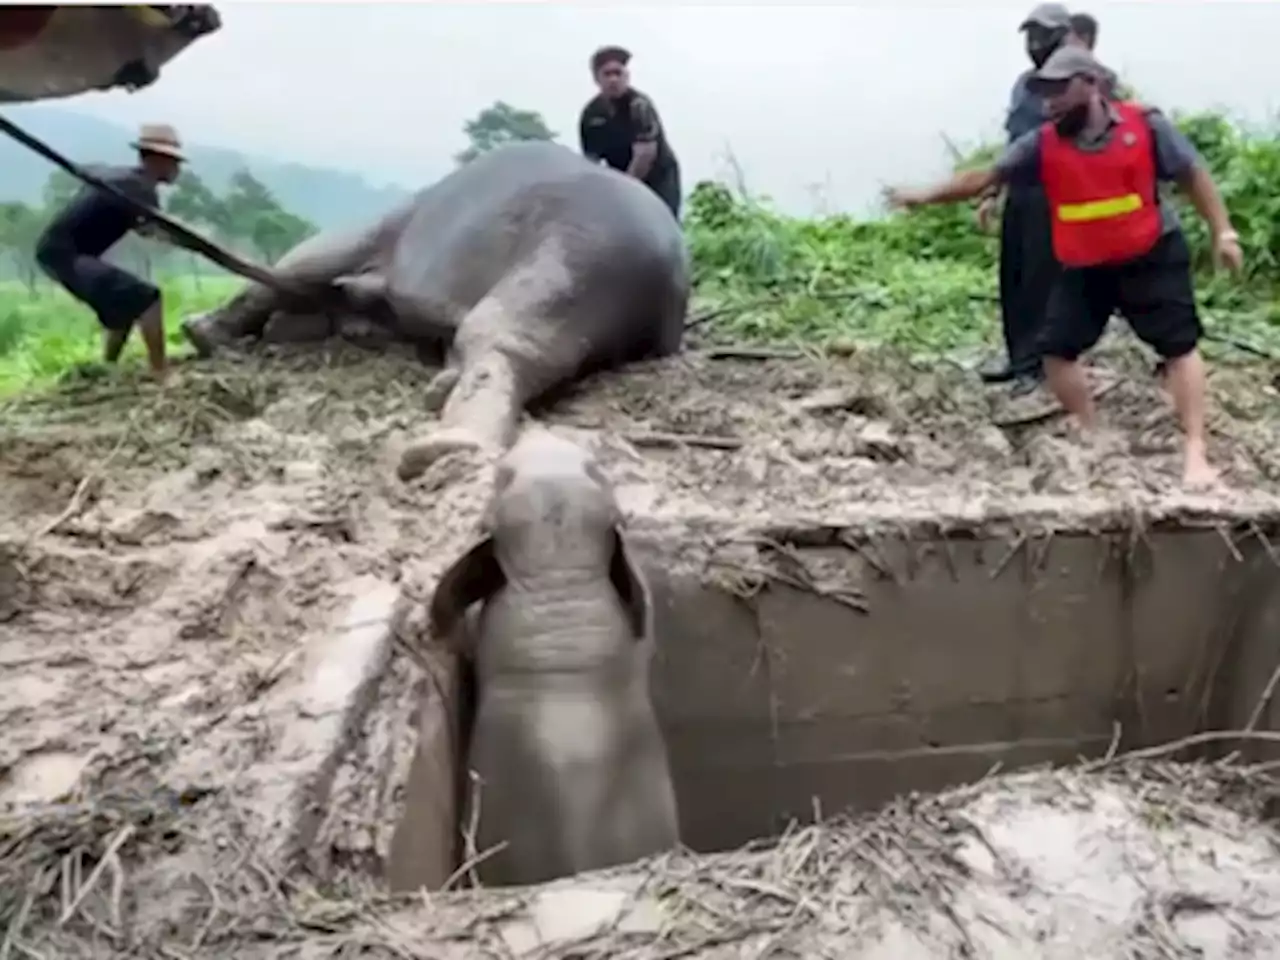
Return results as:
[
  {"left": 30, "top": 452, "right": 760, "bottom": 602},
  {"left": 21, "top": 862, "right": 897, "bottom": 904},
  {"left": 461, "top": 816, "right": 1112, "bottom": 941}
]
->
[{"left": 69, "top": 2, "right": 1280, "bottom": 215}]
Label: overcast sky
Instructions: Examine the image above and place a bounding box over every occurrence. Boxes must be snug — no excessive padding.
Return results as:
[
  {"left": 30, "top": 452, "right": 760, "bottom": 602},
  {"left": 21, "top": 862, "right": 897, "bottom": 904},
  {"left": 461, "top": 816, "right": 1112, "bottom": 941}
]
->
[{"left": 65, "top": 1, "right": 1280, "bottom": 215}]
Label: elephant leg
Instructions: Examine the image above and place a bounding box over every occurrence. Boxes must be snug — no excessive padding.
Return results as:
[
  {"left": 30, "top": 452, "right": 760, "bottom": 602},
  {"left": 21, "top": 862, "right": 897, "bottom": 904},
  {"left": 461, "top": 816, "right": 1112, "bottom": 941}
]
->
[
  {"left": 263, "top": 313, "right": 335, "bottom": 344},
  {"left": 397, "top": 349, "right": 521, "bottom": 481},
  {"left": 396, "top": 253, "right": 605, "bottom": 483},
  {"left": 181, "top": 283, "right": 282, "bottom": 359},
  {"left": 397, "top": 298, "right": 539, "bottom": 482}
]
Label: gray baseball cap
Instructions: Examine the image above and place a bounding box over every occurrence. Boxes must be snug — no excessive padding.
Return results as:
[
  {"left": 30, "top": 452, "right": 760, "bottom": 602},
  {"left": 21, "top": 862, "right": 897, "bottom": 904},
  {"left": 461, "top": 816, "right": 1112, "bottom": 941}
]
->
[
  {"left": 1031, "top": 44, "right": 1109, "bottom": 86},
  {"left": 1019, "top": 2, "right": 1072, "bottom": 30}
]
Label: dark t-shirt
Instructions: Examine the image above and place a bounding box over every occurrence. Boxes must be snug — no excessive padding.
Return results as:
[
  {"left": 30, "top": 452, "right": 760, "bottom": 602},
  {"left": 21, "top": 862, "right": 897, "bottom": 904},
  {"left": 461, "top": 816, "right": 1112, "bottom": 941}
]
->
[
  {"left": 35, "top": 165, "right": 159, "bottom": 262},
  {"left": 578, "top": 88, "right": 678, "bottom": 184}
]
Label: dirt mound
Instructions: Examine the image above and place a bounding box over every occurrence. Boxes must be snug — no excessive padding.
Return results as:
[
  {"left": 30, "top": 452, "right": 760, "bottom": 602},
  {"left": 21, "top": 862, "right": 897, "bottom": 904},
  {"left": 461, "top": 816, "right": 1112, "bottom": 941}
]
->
[
  {"left": 1, "top": 337, "right": 1279, "bottom": 956},
  {"left": 7, "top": 759, "right": 1280, "bottom": 958},
  {"left": 0, "top": 346, "right": 497, "bottom": 912}
]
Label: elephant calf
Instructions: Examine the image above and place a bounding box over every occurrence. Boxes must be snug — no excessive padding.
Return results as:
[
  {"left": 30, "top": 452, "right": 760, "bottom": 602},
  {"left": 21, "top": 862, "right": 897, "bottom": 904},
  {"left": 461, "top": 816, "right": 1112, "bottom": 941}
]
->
[{"left": 430, "top": 427, "right": 679, "bottom": 887}]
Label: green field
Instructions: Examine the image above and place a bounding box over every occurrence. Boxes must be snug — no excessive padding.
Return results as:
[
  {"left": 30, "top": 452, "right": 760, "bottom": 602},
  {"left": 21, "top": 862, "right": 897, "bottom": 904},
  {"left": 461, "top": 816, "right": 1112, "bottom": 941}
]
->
[{"left": 0, "top": 275, "right": 241, "bottom": 396}]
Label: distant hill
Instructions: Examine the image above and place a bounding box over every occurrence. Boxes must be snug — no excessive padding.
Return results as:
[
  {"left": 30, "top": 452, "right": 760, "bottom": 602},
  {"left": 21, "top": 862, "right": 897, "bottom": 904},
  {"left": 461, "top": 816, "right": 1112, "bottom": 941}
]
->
[{"left": 0, "top": 105, "right": 412, "bottom": 229}]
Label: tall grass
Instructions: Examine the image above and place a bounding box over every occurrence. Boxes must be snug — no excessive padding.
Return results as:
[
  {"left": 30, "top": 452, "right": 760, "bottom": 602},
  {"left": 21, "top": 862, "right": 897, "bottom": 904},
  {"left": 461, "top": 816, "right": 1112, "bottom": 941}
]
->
[{"left": 0, "top": 276, "right": 240, "bottom": 396}]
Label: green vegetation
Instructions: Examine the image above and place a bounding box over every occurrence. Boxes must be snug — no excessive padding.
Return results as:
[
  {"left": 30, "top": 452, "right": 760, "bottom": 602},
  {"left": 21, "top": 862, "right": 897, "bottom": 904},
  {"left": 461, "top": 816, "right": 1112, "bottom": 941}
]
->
[
  {"left": 0, "top": 276, "right": 237, "bottom": 395},
  {"left": 687, "top": 109, "right": 1280, "bottom": 358},
  {"left": 1, "top": 167, "right": 318, "bottom": 292},
  {"left": 455, "top": 101, "right": 558, "bottom": 165},
  {"left": 2, "top": 107, "right": 1280, "bottom": 400},
  {"left": 0, "top": 105, "right": 411, "bottom": 230}
]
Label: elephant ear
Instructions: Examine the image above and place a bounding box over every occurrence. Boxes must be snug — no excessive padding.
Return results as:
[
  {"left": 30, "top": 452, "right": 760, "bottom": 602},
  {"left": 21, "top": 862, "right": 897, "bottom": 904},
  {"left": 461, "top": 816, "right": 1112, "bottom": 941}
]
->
[
  {"left": 609, "top": 530, "right": 652, "bottom": 641},
  {"left": 429, "top": 538, "right": 505, "bottom": 645}
]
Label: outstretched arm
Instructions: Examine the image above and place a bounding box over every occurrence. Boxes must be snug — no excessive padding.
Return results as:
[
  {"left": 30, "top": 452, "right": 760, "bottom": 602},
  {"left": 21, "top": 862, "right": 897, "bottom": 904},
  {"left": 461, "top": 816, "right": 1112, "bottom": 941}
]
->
[
  {"left": 890, "top": 168, "right": 1001, "bottom": 208},
  {"left": 887, "top": 129, "right": 1041, "bottom": 210}
]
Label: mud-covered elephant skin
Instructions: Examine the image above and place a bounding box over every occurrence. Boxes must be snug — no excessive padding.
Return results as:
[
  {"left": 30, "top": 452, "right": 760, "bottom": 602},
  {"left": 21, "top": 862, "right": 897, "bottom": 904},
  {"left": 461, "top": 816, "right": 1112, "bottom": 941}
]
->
[
  {"left": 0, "top": 5, "right": 221, "bottom": 103},
  {"left": 428, "top": 428, "right": 680, "bottom": 888},
  {"left": 182, "top": 141, "right": 691, "bottom": 481}
]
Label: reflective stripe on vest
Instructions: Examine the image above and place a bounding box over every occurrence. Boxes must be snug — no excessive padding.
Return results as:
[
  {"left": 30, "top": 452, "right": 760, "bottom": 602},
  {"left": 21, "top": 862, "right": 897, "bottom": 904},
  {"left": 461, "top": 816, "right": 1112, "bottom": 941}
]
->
[
  {"left": 1056, "top": 192, "right": 1144, "bottom": 223},
  {"left": 1039, "top": 101, "right": 1162, "bottom": 268}
]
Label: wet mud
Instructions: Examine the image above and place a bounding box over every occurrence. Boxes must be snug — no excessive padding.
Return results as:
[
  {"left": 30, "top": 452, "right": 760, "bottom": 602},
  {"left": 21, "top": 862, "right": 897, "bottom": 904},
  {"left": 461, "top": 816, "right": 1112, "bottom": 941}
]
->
[{"left": 1, "top": 331, "right": 1279, "bottom": 953}]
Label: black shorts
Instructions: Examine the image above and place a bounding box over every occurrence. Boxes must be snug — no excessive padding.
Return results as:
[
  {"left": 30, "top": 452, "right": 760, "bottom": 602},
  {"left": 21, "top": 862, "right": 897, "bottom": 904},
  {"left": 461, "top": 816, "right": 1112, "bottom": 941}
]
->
[
  {"left": 39, "top": 252, "right": 161, "bottom": 332},
  {"left": 1039, "top": 229, "right": 1202, "bottom": 362}
]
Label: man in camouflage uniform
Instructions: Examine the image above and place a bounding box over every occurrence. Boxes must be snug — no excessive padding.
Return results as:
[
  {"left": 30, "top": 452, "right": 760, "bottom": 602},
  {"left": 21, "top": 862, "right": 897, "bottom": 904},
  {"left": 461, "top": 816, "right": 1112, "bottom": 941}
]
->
[{"left": 578, "top": 45, "right": 682, "bottom": 219}]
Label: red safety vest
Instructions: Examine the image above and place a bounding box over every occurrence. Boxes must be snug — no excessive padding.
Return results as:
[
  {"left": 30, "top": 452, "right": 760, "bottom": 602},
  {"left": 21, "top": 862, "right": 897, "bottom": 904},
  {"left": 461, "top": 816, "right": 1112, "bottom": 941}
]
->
[{"left": 1040, "top": 101, "right": 1162, "bottom": 268}]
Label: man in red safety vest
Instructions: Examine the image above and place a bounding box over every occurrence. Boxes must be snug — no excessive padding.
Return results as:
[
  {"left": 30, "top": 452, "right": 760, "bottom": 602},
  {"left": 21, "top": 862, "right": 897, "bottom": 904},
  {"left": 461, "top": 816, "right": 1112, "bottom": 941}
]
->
[{"left": 885, "top": 45, "right": 1242, "bottom": 489}]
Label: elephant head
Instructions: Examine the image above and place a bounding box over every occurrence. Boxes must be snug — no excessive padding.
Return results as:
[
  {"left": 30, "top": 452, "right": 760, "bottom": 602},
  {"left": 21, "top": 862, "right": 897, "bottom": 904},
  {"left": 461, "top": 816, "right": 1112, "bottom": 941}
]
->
[{"left": 429, "top": 428, "right": 650, "bottom": 647}]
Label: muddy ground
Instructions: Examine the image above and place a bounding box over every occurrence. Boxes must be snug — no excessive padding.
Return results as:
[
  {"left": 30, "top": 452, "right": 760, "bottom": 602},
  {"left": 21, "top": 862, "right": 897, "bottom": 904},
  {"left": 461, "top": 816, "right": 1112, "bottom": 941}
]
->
[{"left": 2, "top": 329, "right": 1280, "bottom": 953}]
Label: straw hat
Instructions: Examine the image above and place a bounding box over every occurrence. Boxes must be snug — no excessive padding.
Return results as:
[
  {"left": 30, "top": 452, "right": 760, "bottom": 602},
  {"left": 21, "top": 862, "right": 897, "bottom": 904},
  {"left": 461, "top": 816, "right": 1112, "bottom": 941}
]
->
[{"left": 131, "top": 123, "right": 185, "bottom": 162}]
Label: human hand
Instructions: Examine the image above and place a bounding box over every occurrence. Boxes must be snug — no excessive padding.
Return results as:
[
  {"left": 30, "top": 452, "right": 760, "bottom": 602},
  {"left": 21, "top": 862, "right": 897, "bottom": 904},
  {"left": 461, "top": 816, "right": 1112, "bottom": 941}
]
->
[
  {"left": 976, "top": 195, "right": 1000, "bottom": 233},
  {"left": 883, "top": 186, "right": 926, "bottom": 211},
  {"left": 1212, "top": 230, "right": 1243, "bottom": 274}
]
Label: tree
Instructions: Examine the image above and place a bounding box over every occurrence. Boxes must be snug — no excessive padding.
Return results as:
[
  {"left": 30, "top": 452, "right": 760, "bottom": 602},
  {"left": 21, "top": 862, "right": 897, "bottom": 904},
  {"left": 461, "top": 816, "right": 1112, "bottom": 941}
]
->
[
  {"left": 455, "top": 101, "right": 556, "bottom": 165},
  {"left": 167, "top": 170, "right": 231, "bottom": 286},
  {"left": 168, "top": 170, "right": 227, "bottom": 233},
  {"left": 248, "top": 208, "right": 316, "bottom": 263},
  {"left": 222, "top": 168, "right": 278, "bottom": 233},
  {"left": 218, "top": 168, "right": 316, "bottom": 263}
]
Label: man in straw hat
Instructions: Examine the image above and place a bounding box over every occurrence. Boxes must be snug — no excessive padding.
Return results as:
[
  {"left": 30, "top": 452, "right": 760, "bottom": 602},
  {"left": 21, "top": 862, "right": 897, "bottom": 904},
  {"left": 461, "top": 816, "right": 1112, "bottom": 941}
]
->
[
  {"left": 885, "top": 45, "right": 1242, "bottom": 490},
  {"left": 35, "top": 122, "right": 187, "bottom": 381}
]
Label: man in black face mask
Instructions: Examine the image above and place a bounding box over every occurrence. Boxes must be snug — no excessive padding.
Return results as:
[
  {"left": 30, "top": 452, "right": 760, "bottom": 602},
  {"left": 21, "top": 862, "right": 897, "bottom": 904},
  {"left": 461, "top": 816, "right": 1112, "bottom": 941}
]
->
[
  {"left": 885, "top": 46, "right": 1243, "bottom": 489},
  {"left": 975, "top": 3, "right": 1073, "bottom": 399}
]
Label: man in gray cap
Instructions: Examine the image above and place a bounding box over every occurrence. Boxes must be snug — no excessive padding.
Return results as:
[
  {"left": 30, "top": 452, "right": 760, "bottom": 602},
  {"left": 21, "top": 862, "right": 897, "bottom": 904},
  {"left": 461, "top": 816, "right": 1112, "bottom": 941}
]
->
[
  {"left": 886, "top": 45, "right": 1243, "bottom": 489},
  {"left": 976, "top": 3, "right": 1074, "bottom": 399}
]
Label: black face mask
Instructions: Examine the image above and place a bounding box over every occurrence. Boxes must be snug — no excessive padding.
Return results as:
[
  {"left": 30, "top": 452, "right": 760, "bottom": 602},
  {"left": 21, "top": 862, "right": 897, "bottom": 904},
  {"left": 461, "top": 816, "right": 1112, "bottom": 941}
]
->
[
  {"left": 1029, "top": 44, "right": 1056, "bottom": 68},
  {"left": 1054, "top": 103, "right": 1090, "bottom": 138},
  {"left": 1026, "top": 26, "right": 1066, "bottom": 67}
]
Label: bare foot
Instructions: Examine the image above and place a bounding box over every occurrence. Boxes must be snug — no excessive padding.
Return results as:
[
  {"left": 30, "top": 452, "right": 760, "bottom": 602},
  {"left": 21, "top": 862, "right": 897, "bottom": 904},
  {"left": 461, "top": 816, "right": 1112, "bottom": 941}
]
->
[
  {"left": 1182, "top": 455, "right": 1221, "bottom": 491},
  {"left": 397, "top": 426, "right": 486, "bottom": 482}
]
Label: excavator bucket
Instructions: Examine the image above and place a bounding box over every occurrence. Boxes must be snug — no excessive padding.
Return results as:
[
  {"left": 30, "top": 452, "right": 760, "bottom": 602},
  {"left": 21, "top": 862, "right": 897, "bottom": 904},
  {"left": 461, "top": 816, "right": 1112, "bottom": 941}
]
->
[{"left": 0, "top": 5, "right": 221, "bottom": 104}]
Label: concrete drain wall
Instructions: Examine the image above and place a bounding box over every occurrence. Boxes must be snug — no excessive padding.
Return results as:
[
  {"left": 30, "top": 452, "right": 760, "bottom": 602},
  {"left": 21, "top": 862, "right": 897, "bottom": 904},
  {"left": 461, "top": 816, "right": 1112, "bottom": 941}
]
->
[{"left": 385, "top": 519, "right": 1280, "bottom": 890}]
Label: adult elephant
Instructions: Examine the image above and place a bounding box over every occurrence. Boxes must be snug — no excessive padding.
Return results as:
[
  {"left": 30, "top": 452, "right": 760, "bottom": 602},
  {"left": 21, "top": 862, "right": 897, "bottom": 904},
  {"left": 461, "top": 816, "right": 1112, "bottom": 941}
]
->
[{"left": 181, "top": 141, "right": 691, "bottom": 481}]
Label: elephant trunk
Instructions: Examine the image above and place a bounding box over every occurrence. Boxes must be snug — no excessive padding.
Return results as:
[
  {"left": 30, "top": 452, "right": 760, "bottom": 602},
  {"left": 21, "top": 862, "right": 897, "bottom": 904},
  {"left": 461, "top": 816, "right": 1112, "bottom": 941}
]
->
[
  {"left": 469, "top": 592, "right": 667, "bottom": 886},
  {"left": 478, "top": 579, "right": 643, "bottom": 679}
]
